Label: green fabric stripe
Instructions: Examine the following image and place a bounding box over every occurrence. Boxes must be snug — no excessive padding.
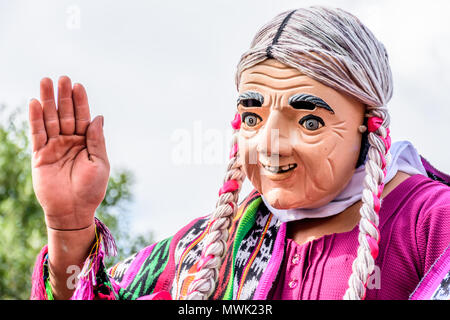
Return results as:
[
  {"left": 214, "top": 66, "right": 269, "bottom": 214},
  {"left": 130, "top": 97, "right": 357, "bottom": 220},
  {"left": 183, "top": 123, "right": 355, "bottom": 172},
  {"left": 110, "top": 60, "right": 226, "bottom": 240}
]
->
[
  {"left": 223, "top": 197, "right": 262, "bottom": 300},
  {"left": 121, "top": 237, "right": 172, "bottom": 300},
  {"left": 45, "top": 277, "right": 54, "bottom": 300}
]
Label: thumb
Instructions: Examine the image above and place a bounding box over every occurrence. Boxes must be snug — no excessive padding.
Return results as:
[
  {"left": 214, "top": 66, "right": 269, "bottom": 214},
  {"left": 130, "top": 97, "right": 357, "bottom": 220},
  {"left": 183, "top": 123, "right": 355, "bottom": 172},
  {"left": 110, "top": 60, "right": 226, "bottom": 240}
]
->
[{"left": 86, "top": 115, "right": 108, "bottom": 163}]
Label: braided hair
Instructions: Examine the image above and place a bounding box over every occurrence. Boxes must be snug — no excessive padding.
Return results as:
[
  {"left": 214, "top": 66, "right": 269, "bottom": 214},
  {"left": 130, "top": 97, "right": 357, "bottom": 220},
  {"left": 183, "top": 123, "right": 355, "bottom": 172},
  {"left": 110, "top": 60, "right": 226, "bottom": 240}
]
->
[
  {"left": 186, "top": 114, "right": 245, "bottom": 299},
  {"left": 187, "top": 6, "right": 393, "bottom": 300}
]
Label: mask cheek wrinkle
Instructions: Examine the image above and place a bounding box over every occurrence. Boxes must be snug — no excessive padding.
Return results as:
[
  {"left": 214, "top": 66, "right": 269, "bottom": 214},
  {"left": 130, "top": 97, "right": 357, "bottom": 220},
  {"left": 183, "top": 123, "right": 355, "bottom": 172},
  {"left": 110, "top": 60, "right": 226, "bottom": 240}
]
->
[
  {"left": 303, "top": 138, "right": 337, "bottom": 195},
  {"left": 330, "top": 120, "right": 349, "bottom": 141}
]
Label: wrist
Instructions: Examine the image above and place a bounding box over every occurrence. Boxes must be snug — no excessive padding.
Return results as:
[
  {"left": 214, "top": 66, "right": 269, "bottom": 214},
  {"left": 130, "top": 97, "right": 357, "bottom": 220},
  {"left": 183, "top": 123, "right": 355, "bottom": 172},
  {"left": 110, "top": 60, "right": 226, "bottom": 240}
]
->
[
  {"left": 47, "top": 223, "right": 96, "bottom": 264},
  {"left": 44, "top": 212, "right": 95, "bottom": 231},
  {"left": 47, "top": 224, "right": 93, "bottom": 232},
  {"left": 46, "top": 223, "right": 100, "bottom": 300}
]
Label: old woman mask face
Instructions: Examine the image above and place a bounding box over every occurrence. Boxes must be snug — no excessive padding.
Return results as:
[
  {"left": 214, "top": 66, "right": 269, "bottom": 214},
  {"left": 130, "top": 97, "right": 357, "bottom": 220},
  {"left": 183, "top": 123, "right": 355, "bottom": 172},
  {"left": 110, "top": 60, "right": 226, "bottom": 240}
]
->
[{"left": 238, "top": 59, "right": 366, "bottom": 210}]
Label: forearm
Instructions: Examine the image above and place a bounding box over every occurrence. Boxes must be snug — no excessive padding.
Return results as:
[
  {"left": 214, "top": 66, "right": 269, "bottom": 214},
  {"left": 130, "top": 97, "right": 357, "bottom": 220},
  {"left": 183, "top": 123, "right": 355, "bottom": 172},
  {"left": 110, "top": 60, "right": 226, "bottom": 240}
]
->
[{"left": 47, "top": 224, "right": 96, "bottom": 299}]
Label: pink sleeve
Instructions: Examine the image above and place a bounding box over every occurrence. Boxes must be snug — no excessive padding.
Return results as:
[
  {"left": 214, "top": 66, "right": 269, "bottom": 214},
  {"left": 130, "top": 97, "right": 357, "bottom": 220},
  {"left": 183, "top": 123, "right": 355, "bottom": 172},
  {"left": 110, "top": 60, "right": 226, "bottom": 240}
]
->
[{"left": 416, "top": 187, "right": 450, "bottom": 277}]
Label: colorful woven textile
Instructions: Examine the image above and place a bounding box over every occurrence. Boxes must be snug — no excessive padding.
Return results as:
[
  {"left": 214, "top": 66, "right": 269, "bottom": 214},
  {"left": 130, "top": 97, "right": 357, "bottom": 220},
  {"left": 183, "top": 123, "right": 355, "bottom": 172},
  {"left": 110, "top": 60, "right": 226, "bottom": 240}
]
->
[{"left": 31, "top": 163, "right": 450, "bottom": 300}]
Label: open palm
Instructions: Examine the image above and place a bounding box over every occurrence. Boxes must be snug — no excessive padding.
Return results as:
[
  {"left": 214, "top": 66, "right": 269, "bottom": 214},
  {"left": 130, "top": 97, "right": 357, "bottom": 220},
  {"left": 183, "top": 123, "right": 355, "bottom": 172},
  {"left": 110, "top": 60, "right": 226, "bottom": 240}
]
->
[{"left": 29, "top": 76, "right": 110, "bottom": 230}]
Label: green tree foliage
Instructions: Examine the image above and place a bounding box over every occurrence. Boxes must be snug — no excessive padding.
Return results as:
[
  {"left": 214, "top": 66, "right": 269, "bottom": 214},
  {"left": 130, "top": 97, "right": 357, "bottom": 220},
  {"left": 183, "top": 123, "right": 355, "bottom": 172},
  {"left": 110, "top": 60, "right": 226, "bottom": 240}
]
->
[{"left": 0, "top": 106, "right": 153, "bottom": 299}]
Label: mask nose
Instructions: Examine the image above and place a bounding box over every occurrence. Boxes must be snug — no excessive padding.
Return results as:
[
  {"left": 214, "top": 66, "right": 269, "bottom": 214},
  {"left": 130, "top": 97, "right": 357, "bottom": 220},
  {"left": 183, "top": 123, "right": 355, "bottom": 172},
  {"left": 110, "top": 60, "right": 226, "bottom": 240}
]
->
[{"left": 256, "top": 111, "right": 293, "bottom": 162}]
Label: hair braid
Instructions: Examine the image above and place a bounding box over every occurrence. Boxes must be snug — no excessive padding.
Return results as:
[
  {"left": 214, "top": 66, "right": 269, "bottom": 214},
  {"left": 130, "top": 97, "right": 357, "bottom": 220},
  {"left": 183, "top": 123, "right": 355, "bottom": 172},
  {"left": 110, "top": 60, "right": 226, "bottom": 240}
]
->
[
  {"left": 344, "top": 107, "right": 391, "bottom": 299},
  {"left": 185, "top": 114, "right": 245, "bottom": 300}
]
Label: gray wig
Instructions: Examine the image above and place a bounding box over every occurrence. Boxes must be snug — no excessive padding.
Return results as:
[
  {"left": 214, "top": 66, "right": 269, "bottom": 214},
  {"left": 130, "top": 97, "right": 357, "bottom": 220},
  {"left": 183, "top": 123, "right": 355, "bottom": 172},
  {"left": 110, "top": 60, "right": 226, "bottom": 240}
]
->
[{"left": 187, "top": 6, "right": 393, "bottom": 300}]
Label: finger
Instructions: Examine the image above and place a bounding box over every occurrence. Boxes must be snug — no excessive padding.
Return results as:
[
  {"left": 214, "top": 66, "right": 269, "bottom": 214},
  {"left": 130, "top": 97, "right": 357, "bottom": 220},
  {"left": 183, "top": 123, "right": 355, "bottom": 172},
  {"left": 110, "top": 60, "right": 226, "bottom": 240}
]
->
[
  {"left": 40, "top": 77, "right": 60, "bottom": 138},
  {"left": 86, "top": 116, "right": 108, "bottom": 162},
  {"left": 29, "top": 98, "right": 47, "bottom": 152},
  {"left": 73, "top": 83, "right": 91, "bottom": 135},
  {"left": 57, "top": 76, "right": 75, "bottom": 135}
]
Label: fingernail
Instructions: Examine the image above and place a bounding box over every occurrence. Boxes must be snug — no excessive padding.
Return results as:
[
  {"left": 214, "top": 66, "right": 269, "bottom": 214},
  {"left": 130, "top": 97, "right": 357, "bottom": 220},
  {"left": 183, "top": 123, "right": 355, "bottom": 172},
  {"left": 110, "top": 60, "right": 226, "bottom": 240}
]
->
[{"left": 101, "top": 116, "right": 104, "bottom": 128}]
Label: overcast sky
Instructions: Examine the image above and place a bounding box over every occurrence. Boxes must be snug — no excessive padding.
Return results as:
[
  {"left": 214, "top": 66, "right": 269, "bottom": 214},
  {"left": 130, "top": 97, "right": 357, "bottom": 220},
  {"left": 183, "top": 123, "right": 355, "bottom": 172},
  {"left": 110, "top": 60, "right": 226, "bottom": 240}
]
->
[{"left": 1, "top": 0, "right": 449, "bottom": 242}]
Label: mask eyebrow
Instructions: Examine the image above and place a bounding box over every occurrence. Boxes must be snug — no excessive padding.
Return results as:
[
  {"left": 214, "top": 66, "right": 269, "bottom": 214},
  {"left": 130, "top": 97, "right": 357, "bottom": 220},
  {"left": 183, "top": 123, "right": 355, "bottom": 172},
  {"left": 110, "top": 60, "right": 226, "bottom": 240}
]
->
[
  {"left": 288, "top": 93, "right": 335, "bottom": 114},
  {"left": 237, "top": 91, "right": 264, "bottom": 106}
]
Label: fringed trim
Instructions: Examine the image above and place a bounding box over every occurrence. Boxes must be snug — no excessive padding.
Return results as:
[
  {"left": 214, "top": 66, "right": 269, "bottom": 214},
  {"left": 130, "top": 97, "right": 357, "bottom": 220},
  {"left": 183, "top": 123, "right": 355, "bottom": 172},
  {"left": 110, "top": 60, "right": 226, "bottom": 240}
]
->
[
  {"left": 30, "top": 245, "right": 49, "bottom": 300},
  {"left": 71, "top": 218, "right": 117, "bottom": 300},
  {"left": 94, "top": 217, "right": 117, "bottom": 257}
]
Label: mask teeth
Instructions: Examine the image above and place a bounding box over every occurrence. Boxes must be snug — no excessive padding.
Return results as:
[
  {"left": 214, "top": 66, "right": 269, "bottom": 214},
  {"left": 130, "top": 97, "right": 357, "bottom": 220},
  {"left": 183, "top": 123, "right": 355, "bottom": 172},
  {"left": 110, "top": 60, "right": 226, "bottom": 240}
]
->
[{"left": 263, "top": 163, "right": 297, "bottom": 173}]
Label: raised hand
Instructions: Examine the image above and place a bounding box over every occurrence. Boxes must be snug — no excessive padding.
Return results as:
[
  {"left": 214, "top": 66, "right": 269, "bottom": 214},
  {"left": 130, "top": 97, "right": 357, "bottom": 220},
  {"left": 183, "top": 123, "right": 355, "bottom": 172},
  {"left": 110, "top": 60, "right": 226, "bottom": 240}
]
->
[{"left": 29, "top": 76, "right": 110, "bottom": 230}]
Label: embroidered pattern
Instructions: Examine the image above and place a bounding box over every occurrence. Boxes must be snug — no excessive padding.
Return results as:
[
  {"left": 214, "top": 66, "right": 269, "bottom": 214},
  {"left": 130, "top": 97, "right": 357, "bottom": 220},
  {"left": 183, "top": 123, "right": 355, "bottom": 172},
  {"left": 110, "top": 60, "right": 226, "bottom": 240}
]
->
[
  {"left": 431, "top": 270, "right": 450, "bottom": 299},
  {"left": 109, "top": 252, "right": 137, "bottom": 283},
  {"left": 120, "top": 237, "right": 172, "bottom": 299},
  {"left": 171, "top": 217, "right": 209, "bottom": 299},
  {"left": 232, "top": 204, "right": 281, "bottom": 299}
]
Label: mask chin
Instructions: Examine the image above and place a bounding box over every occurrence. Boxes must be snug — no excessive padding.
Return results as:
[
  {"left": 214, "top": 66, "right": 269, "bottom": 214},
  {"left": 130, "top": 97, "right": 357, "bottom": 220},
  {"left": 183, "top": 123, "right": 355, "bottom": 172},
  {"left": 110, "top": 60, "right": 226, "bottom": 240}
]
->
[{"left": 263, "top": 187, "right": 335, "bottom": 210}]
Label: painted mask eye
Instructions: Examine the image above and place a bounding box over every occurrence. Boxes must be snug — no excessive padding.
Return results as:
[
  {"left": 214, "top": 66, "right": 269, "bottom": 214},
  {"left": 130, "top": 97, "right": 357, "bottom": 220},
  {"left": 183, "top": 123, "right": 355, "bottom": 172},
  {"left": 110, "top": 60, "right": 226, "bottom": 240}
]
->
[
  {"left": 299, "top": 115, "right": 324, "bottom": 131},
  {"left": 242, "top": 112, "right": 262, "bottom": 127}
]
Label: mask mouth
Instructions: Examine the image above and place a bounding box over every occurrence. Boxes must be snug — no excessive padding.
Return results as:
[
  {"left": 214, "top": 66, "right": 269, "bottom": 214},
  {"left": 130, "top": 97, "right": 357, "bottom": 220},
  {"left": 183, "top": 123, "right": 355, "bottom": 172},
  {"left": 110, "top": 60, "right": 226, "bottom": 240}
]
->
[{"left": 261, "top": 162, "right": 297, "bottom": 174}]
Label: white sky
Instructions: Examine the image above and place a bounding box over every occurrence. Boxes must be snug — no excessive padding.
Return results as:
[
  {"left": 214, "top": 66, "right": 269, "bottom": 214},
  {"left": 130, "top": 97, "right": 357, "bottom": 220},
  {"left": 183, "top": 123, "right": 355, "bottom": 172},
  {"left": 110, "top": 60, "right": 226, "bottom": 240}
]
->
[{"left": 1, "top": 0, "right": 449, "bottom": 242}]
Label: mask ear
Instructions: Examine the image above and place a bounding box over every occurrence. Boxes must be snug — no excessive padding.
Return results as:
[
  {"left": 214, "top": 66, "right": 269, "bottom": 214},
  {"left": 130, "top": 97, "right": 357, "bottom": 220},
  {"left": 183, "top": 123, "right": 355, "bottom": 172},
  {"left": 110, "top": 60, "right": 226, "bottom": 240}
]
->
[{"left": 356, "top": 116, "right": 369, "bottom": 168}]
